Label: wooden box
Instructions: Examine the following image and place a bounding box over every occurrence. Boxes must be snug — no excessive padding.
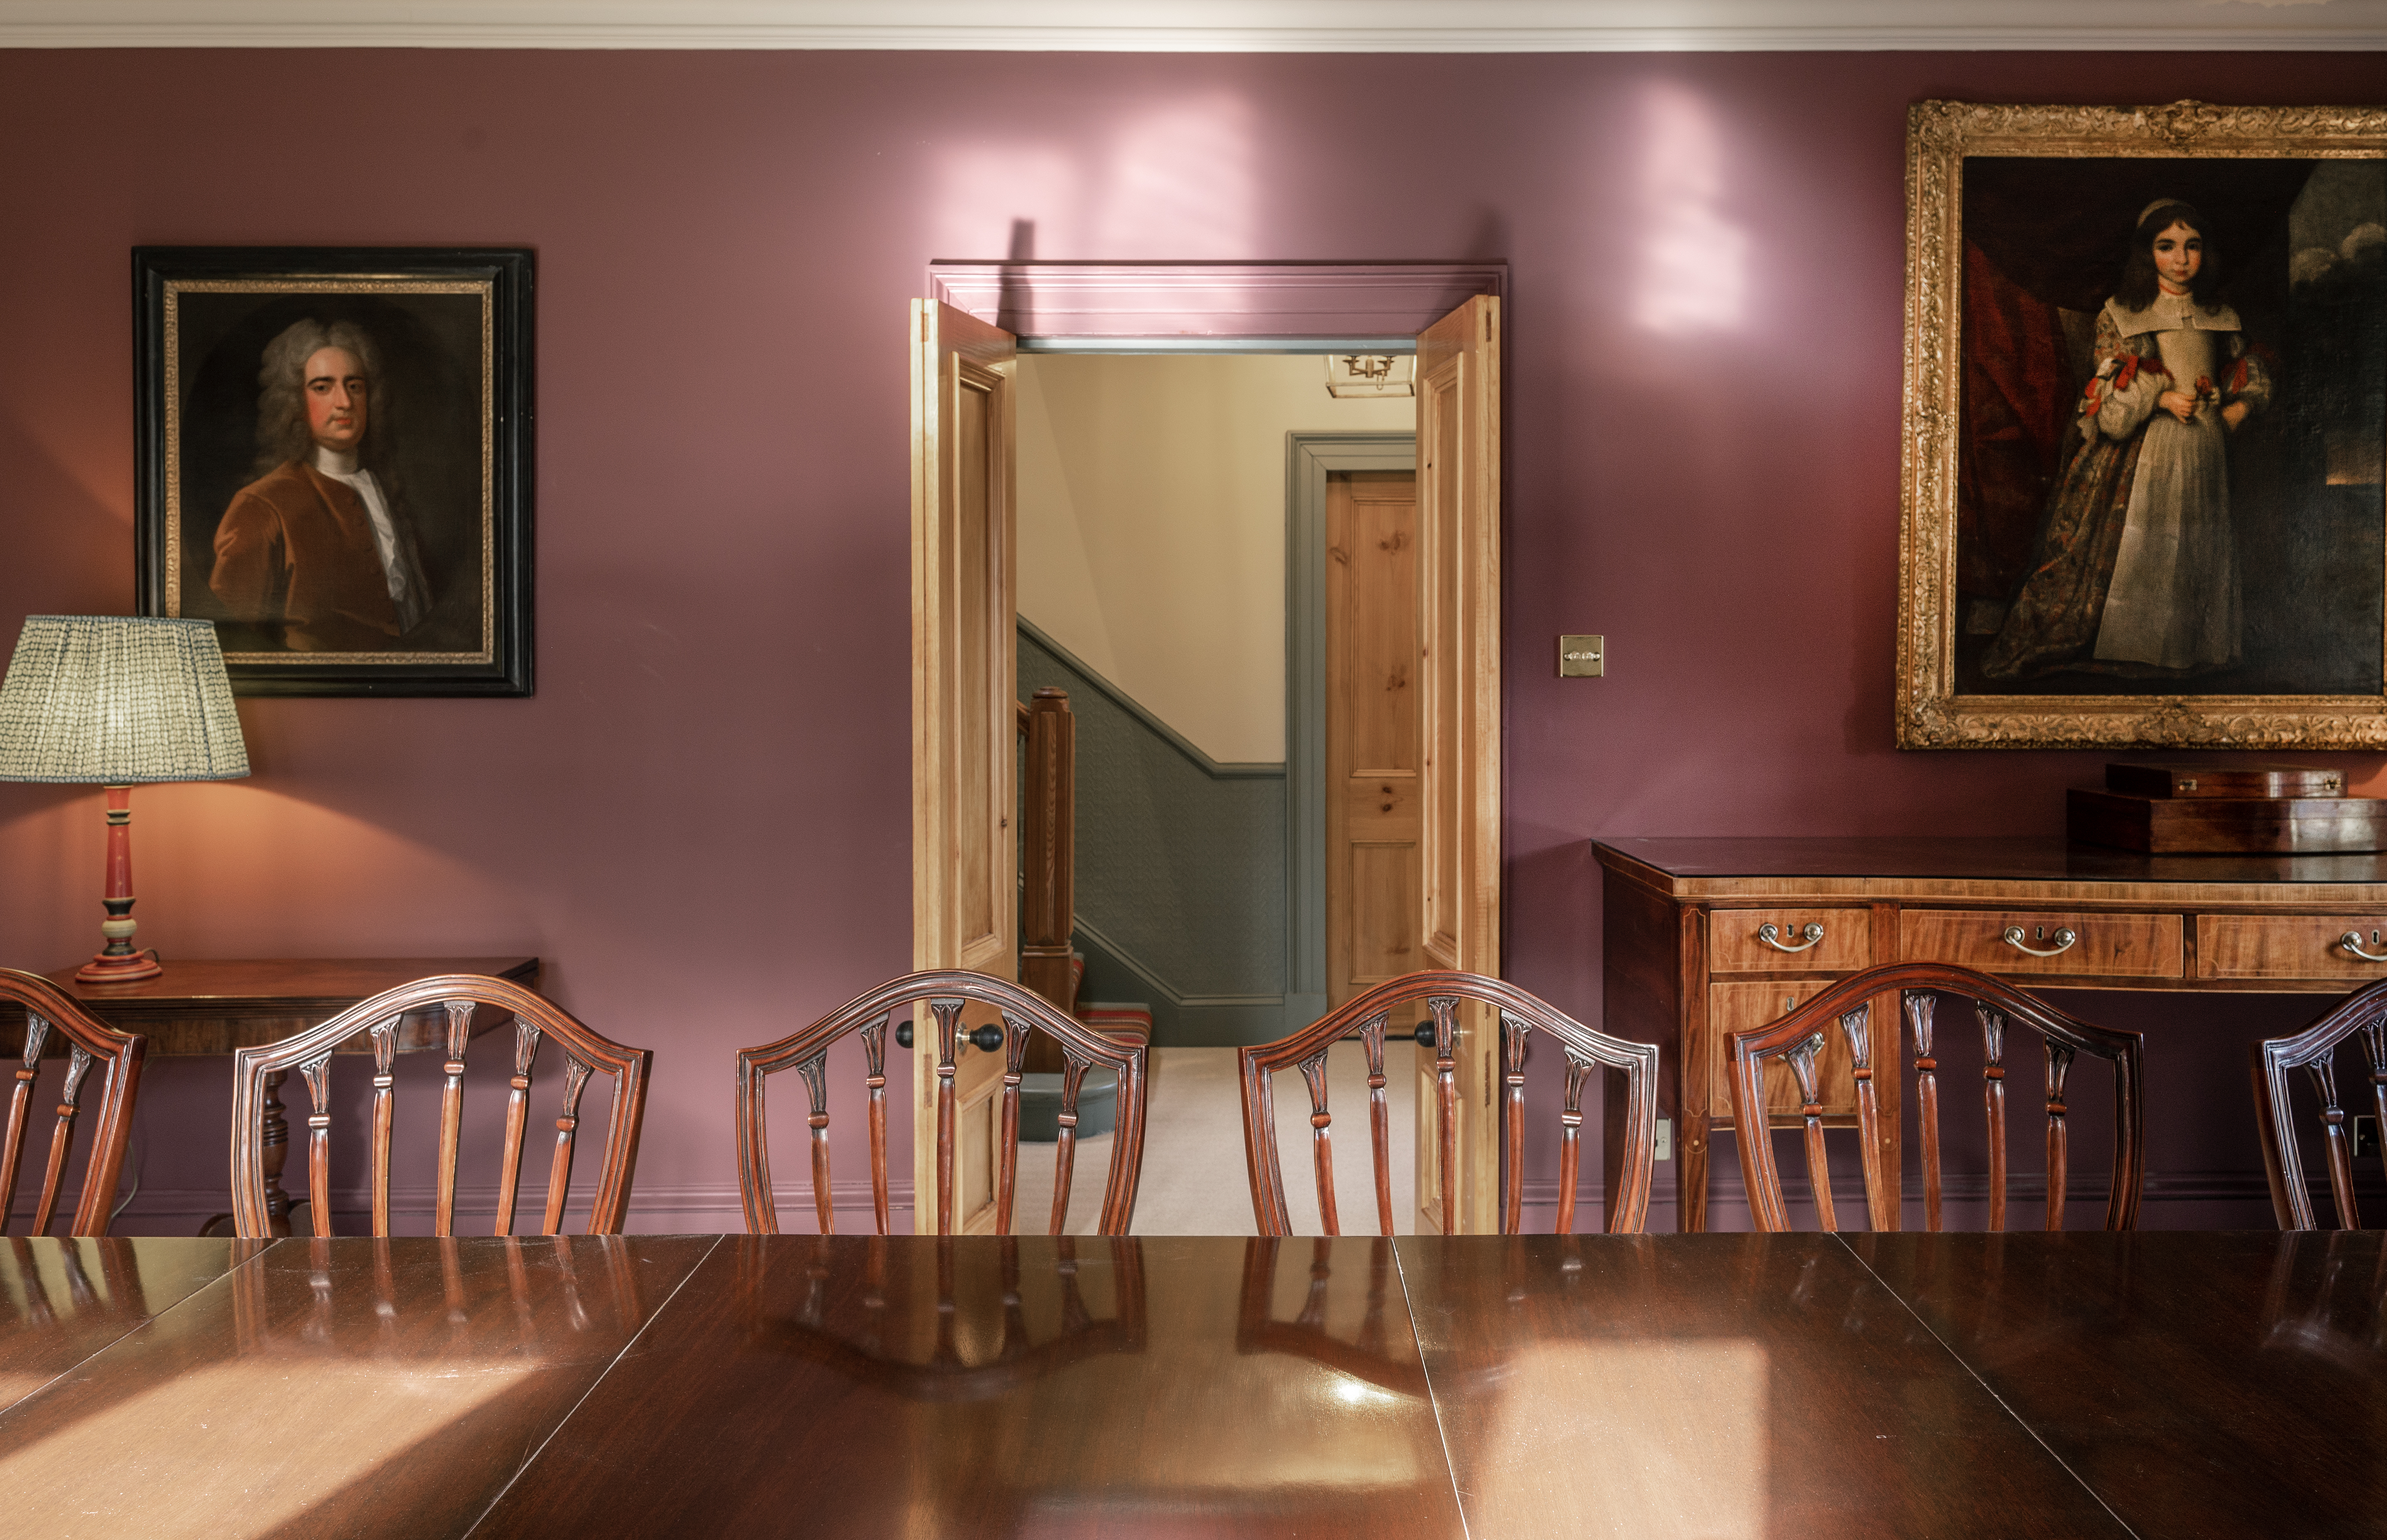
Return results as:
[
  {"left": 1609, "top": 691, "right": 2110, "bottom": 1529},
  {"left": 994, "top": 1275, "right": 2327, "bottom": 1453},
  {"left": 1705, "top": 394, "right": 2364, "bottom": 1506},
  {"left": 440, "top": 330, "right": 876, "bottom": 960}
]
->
[
  {"left": 2069, "top": 787, "right": 2387, "bottom": 854},
  {"left": 2104, "top": 761, "right": 2348, "bottom": 800}
]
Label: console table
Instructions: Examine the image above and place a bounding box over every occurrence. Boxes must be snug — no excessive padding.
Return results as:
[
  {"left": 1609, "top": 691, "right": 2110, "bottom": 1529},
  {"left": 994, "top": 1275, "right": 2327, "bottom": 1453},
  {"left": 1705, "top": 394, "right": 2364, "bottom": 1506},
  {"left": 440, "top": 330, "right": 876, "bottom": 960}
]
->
[
  {"left": 5, "top": 957, "right": 540, "bottom": 1232},
  {"left": 1595, "top": 837, "right": 2387, "bottom": 1232}
]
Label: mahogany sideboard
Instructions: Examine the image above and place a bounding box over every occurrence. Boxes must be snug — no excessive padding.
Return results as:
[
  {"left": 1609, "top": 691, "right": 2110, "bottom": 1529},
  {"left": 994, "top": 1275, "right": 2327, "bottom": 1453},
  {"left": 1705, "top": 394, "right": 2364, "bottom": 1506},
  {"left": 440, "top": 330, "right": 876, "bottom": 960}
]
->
[
  {"left": 3, "top": 956, "right": 540, "bottom": 1233},
  {"left": 1595, "top": 836, "right": 2387, "bottom": 1232}
]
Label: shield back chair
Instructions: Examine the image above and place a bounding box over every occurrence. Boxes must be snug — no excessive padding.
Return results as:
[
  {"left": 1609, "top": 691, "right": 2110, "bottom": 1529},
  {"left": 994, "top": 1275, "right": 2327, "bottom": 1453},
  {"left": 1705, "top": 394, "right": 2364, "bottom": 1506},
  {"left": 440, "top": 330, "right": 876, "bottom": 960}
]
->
[
  {"left": 230, "top": 973, "right": 650, "bottom": 1239},
  {"left": 1237, "top": 971, "right": 1661, "bottom": 1236},
  {"left": 1, "top": 967, "right": 145, "bottom": 1236},
  {"left": 2253, "top": 976, "right": 2387, "bottom": 1230},
  {"left": 736, "top": 970, "right": 1149, "bottom": 1236},
  {"left": 1730, "top": 962, "right": 2145, "bottom": 1233}
]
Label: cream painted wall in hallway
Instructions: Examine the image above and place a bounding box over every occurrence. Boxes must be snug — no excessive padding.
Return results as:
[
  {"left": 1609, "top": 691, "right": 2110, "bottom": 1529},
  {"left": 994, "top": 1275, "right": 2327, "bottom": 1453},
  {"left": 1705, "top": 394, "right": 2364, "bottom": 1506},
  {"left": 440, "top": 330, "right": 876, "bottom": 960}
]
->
[{"left": 1016, "top": 354, "right": 1414, "bottom": 764}]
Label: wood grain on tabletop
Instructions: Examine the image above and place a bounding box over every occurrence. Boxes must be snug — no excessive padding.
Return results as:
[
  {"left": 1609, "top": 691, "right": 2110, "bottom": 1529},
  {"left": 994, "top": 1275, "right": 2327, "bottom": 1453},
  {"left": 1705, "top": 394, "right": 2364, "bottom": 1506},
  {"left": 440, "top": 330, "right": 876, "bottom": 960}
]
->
[
  {"left": 1398, "top": 1233, "right": 2132, "bottom": 1540},
  {"left": 0, "top": 1234, "right": 715, "bottom": 1539},
  {"left": 474, "top": 1234, "right": 1467, "bottom": 1539},
  {"left": 0, "top": 1237, "right": 256, "bottom": 1412},
  {"left": 1849, "top": 1229, "right": 2387, "bottom": 1540}
]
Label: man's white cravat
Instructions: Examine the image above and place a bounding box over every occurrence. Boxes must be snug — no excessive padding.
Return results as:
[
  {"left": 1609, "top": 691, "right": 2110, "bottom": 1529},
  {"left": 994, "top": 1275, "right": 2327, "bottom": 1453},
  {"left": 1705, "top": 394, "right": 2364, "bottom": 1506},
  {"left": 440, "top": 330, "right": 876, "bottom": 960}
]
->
[{"left": 314, "top": 447, "right": 429, "bottom": 634}]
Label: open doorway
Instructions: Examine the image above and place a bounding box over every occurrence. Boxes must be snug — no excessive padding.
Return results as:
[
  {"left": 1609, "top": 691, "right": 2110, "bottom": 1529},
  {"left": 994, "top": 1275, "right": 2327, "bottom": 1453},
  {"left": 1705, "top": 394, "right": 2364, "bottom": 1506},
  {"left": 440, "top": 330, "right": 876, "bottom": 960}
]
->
[
  {"left": 910, "top": 266, "right": 1503, "bottom": 1234},
  {"left": 1011, "top": 354, "right": 1414, "bottom": 1231}
]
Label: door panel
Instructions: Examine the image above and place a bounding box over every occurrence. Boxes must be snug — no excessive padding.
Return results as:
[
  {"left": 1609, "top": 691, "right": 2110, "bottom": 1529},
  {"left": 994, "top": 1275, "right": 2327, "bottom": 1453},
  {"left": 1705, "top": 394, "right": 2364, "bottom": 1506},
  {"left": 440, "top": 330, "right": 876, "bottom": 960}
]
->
[
  {"left": 1325, "top": 471, "right": 1422, "bottom": 1009},
  {"left": 1412, "top": 294, "right": 1501, "bottom": 1234},
  {"left": 1349, "top": 843, "right": 1422, "bottom": 988},
  {"left": 911, "top": 299, "right": 1016, "bottom": 1233}
]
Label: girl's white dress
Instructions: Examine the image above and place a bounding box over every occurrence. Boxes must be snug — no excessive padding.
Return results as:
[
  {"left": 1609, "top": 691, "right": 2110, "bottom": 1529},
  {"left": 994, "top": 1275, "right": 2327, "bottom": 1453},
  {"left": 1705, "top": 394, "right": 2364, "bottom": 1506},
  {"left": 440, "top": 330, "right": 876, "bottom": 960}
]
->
[{"left": 2084, "top": 293, "right": 2260, "bottom": 672}]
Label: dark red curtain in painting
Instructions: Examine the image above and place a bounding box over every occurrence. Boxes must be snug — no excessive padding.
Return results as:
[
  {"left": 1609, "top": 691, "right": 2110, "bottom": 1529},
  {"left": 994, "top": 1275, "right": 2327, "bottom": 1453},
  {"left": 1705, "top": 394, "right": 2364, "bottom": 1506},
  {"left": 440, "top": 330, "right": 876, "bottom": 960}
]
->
[{"left": 1958, "top": 239, "right": 2073, "bottom": 608}]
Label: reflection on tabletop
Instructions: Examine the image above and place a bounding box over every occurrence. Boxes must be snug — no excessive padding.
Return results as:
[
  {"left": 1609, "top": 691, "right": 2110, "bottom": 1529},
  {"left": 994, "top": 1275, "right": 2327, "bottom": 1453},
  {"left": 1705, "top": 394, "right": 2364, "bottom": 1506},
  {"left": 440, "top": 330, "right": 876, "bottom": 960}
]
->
[
  {"left": 0, "top": 1234, "right": 712, "bottom": 1540},
  {"left": 471, "top": 1234, "right": 1465, "bottom": 1539},
  {"left": 0, "top": 1236, "right": 256, "bottom": 1410},
  {"left": 1398, "top": 1234, "right": 2132, "bottom": 1539}
]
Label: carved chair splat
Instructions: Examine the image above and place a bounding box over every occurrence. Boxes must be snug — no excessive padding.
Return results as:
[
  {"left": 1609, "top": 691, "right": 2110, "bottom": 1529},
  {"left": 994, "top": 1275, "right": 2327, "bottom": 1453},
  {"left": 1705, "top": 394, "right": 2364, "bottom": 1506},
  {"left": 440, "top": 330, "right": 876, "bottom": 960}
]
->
[
  {"left": 229, "top": 974, "right": 649, "bottom": 1239},
  {"left": 736, "top": 970, "right": 1149, "bottom": 1236},
  {"left": 1729, "top": 962, "right": 2145, "bottom": 1234},
  {"left": 2253, "top": 976, "right": 2387, "bottom": 1230},
  {"left": 0, "top": 968, "right": 145, "bottom": 1236},
  {"left": 1237, "top": 971, "right": 1660, "bottom": 1237}
]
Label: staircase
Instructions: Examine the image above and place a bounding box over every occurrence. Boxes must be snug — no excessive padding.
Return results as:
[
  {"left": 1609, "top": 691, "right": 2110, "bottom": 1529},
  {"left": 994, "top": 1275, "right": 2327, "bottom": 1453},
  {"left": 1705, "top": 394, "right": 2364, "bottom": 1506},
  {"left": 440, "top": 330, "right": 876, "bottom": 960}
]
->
[{"left": 1018, "top": 688, "right": 1148, "bottom": 1142}]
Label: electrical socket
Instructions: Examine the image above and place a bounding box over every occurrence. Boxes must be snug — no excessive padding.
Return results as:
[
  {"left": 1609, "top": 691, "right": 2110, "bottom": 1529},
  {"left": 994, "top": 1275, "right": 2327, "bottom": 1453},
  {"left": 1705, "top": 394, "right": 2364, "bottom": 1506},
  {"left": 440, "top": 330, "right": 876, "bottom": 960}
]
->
[
  {"left": 1655, "top": 1117, "right": 1672, "bottom": 1162},
  {"left": 2356, "top": 1114, "right": 2380, "bottom": 1160}
]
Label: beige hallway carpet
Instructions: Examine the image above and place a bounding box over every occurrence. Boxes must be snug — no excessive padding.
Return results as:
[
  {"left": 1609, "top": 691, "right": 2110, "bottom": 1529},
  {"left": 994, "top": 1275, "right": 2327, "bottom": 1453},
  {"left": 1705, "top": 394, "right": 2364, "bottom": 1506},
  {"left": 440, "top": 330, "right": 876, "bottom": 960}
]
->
[{"left": 1012, "top": 1042, "right": 1417, "bottom": 1235}]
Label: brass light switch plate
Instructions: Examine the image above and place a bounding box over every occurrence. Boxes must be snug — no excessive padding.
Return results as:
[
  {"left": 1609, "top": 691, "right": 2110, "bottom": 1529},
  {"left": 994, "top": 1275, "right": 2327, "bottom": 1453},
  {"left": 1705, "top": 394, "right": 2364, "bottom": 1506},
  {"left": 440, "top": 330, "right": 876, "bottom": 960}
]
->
[{"left": 1557, "top": 635, "right": 1604, "bottom": 677}]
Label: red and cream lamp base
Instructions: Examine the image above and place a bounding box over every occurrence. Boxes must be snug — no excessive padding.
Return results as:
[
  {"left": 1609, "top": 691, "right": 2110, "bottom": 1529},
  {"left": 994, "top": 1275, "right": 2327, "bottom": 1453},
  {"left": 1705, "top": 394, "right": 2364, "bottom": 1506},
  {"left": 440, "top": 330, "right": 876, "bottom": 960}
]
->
[{"left": 79, "top": 784, "right": 161, "bottom": 984}]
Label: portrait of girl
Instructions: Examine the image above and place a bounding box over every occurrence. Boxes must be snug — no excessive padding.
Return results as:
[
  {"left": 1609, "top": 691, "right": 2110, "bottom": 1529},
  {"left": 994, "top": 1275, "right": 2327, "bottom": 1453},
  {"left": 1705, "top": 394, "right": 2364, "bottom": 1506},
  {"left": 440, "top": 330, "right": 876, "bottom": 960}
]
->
[
  {"left": 1982, "top": 200, "right": 2270, "bottom": 681},
  {"left": 1953, "top": 157, "right": 2387, "bottom": 699}
]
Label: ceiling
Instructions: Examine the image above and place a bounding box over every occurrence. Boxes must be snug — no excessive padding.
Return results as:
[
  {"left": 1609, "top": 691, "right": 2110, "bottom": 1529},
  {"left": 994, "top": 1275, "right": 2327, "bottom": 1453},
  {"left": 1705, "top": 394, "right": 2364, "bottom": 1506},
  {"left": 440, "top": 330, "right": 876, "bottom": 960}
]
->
[{"left": 3, "top": 0, "right": 2386, "bottom": 51}]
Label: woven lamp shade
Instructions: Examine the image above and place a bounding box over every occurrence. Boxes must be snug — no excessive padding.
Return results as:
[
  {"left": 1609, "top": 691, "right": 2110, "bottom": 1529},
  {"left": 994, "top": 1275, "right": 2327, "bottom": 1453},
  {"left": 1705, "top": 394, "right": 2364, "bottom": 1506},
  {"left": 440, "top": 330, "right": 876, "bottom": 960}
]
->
[{"left": 0, "top": 616, "right": 249, "bottom": 784}]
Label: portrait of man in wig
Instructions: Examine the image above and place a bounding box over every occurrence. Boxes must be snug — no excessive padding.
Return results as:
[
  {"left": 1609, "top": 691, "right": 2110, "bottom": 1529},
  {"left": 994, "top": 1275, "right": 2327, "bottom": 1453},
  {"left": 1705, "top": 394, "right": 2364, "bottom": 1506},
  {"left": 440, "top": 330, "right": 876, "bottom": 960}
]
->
[{"left": 209, "top": 318, "right": 436, "bottom": 652}]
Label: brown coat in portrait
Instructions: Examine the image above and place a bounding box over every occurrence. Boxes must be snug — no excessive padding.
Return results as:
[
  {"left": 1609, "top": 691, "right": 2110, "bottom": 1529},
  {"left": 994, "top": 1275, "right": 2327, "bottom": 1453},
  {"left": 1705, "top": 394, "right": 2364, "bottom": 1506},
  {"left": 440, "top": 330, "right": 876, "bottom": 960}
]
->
[{"left": 210, "top": 461, "right": 429, "bottom": 653}]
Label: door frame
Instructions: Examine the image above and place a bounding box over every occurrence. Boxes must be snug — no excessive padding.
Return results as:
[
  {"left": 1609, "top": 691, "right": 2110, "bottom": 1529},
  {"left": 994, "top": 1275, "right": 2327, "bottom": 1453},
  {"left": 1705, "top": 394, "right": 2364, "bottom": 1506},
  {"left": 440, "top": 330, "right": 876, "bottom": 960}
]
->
[
  {"left": 914, "top": 260, "right": 1505, "bottom": 1228},
  {"left": 1283, "top": 430, "right": 1418, "bottom": 1033}
]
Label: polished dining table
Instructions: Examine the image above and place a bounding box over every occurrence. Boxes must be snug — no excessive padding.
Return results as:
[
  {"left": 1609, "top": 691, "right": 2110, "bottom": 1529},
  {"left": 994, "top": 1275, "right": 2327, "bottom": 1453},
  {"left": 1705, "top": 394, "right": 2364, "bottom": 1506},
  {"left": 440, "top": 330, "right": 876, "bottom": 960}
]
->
[{"left": 0, "top": 1228, "right": 2377, "bottom": 1538}]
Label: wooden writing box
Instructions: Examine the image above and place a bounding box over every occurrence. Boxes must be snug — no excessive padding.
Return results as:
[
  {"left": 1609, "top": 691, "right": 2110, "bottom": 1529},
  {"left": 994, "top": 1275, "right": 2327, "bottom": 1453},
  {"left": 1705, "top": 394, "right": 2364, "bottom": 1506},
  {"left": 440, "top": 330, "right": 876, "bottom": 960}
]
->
[
  {"left": 2071, "top": 761, "right": 2382, "bottom": 853},
  {"left": 2103, "top": 761, "right": 2346, "bottom": 800}
]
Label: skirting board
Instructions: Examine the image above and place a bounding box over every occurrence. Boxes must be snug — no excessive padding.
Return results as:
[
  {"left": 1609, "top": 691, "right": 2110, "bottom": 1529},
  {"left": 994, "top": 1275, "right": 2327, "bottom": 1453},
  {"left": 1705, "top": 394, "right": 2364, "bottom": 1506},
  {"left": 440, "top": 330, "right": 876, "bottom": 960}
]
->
[{"left": 1070, "top": 915, "right": 1286, "bottom": 1047}]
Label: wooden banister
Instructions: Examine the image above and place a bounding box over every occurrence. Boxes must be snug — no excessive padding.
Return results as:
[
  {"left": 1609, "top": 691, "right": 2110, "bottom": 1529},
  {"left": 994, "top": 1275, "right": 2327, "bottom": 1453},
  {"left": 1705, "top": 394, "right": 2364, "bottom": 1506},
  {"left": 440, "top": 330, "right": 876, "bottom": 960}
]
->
[{"left": 1019, "top": 688, "right": 1075, "bottom": 1016}]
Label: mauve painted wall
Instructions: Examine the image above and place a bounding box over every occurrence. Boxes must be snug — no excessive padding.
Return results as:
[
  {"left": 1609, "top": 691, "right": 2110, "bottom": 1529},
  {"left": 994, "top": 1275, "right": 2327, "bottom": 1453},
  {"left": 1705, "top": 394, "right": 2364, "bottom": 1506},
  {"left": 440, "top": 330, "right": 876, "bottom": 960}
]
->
[{"left": 2, "top": 48, "right": 2381, "bottom": 1233}]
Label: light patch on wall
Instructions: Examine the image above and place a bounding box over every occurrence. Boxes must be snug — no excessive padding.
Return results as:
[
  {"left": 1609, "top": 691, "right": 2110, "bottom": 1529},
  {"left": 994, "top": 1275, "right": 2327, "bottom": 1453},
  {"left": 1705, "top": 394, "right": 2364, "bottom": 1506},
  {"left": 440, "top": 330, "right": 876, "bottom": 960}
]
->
[
  {"left": 136, "top": 781, "right": 524, "bottom": 955},
  {"left": 1633, "top": 83, "right": 1748, "bottom": 334},
  {"left": 1090, "top": 93, "right": 1256, "bottom": 259},
  {"left": 930, "top": 94, "right": 1256, "bottom": 260}
]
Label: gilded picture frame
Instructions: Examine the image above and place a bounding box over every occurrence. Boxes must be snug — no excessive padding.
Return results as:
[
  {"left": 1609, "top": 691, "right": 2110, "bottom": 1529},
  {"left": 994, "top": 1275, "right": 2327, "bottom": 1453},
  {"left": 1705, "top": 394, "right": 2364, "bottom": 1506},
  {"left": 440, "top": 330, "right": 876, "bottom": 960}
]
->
[
  {"left": 1898, "top": 101, "right": 2387, "bottom": 749},
  {"left": 134, "top": 246, "right": 534, "bottom": 696}
]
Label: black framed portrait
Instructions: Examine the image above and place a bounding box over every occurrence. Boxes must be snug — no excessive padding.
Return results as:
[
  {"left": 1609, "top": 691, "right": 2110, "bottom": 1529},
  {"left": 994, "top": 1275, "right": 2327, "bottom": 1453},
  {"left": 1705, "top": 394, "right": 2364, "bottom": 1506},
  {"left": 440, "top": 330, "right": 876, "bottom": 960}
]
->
[{"left": 134, "top": 246, "right": 533, "bottom": 696}]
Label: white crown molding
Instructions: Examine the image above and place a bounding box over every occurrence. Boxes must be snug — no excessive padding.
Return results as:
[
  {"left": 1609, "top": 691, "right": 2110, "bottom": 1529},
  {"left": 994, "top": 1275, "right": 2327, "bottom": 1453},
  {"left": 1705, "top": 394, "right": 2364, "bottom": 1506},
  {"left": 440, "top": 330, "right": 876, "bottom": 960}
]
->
[{"left": 3, "top": 0, "right": 2387, "bottom": 52}]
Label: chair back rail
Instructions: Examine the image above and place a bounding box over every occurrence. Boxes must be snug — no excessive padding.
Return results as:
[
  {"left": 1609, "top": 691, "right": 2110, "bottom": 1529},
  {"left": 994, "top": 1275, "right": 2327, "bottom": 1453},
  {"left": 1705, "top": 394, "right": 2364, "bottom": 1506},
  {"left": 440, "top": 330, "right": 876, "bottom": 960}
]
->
[
  {"left": 2252, "top": 977, "right": 2387, "bottom": 1230},
  {"left": 1237, "top": 971, "right": 1659, "bottom": 1237},
  {"left": 228, "top": 974, "right": 649, "bottom": 1239},
  {"left": 0, "top": 968, "right": 144, "bottom": 1236},
  {"left": 736, "top": 969, "right": 1148, "bottom": 1236},
  {"left": 1728, "top": 962, "right": 2144, "bottom": 1234}
]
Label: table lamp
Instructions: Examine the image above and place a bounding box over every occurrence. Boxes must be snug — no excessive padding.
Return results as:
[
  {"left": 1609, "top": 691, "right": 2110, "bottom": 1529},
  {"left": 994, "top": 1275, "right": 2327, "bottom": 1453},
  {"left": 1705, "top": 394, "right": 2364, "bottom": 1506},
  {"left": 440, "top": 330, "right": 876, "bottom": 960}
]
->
[{"left": 0, "top": 616, "right": 249, "bottom": 983}]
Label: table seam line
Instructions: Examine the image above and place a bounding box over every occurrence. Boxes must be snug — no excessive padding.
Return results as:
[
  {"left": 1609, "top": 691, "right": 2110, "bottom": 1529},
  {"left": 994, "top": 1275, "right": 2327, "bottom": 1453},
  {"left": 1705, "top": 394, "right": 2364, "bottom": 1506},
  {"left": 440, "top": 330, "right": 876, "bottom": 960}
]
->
[
  {"left": 1394, "top": 1238, "right": 1475, "bottom": 1540},
  {"left": 1830, "top": 1232, "right": 2143, "bottom": 1540},
  {"left": 0, "top": 1234, "right": 283, "bottom": 1422},
  {"left": 459, "top": 1231, "right": 727, "bottom": 1538}
]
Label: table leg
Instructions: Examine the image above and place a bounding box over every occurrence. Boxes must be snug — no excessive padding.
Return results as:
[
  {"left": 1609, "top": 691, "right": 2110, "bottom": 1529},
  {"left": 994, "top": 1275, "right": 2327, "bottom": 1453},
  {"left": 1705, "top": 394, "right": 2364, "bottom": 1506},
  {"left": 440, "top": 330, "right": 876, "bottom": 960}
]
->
[{"left": 261, "top": 1068, "right": 293, "bottom": 1236}]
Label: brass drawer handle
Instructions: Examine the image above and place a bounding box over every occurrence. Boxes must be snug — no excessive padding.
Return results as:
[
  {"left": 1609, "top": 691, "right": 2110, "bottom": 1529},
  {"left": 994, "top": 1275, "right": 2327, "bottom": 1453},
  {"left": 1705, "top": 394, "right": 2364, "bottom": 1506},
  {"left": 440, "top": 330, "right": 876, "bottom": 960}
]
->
[
  {"left": 2340, "top": 931, "right": 2387, "bottom": 963},
  {"left": 1757, "top": 922, "right": 1825, "bottom": 954},
  {"left": 2002, "top": 925, "right": 2077, "bottom": 958}
]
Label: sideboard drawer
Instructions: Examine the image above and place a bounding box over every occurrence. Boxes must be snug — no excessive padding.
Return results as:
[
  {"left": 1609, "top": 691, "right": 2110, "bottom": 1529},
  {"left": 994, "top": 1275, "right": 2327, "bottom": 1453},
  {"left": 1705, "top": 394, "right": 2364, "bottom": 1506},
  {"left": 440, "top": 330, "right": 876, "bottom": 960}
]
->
[
  {"left": 1708, "top": 908, "right": 1871, "bottom": 972},
  {"left": 1899, "top": 909, "right": 2183, "bottom": 977},
  {"left": 1709, "top": 981, "right": 1856, "bottom": 1125},
  {"left": 2197, "top": 915, "right": 2387, "bottom": 979}
]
